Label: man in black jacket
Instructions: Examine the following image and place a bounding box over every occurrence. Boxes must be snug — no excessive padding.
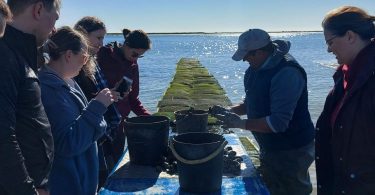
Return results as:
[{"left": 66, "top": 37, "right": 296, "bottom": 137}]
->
[{"left": 0, "top": 0, "right": 60, "bottom": 194}]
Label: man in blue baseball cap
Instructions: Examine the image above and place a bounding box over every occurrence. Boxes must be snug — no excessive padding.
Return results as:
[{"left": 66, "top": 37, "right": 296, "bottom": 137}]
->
[{"left": 212, "top": 29, "right": 315, "bottom": 195}]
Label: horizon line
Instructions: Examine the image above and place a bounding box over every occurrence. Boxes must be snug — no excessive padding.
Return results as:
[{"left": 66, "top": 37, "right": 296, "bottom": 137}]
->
[{"left": 107, "top": 30, "right": 323, "bottom": 35}]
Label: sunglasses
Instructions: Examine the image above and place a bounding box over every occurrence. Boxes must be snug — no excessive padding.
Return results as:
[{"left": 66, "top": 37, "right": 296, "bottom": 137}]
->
[{"left": 131, "top": 51, "right": 144, "bottom": 58}]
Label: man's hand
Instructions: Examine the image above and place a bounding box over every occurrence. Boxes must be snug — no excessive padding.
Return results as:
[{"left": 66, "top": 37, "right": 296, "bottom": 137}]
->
[
  {"left": 213, "top": 112, "right": 246, "bottom": 129},
  {"left": 209, "top": 105, "right": 231, "bottom": 115}
]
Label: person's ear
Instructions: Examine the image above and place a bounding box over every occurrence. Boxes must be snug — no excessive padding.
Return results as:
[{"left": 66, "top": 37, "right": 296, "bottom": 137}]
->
[
  {"left": 64, "top": 50, "right": 73, "bottom": 63},
  {"left": 32, "top": 2, "right": 44, "bottom": 20},
  {"left": 346, "top": 30, "right": 357, "bottom": 44}
]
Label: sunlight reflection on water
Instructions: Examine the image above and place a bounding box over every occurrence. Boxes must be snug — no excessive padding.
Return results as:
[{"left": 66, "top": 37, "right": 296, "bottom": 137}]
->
[{"left": 105, "top": 32, "right": 335, "bottom": 124}]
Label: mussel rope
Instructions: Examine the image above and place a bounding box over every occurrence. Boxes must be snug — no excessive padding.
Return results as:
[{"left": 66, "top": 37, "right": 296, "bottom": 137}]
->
[{"left": 170, "top": 140, "right": 228, "bottom": 165}]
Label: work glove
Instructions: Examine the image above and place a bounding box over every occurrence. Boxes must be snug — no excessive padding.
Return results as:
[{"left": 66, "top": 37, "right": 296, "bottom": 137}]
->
[
  {"left": 209, "top": 105, "right": 231, "bottom": 115},
  {"left": 213, "top": 112, "right": 246, "bottom": 129}
]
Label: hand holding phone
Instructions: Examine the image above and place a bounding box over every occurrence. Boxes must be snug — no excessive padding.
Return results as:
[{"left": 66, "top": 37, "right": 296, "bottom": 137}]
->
[{"left": 116, "top": 76, "right": 133, "bottom": 98}]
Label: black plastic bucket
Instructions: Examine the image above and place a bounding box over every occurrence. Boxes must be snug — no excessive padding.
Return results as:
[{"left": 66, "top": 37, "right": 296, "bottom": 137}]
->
[
  {"left": 171, "top": 132, "right": 227, "bottom": 193},
  {"left": 125, "top": 115, "right": 170, "bottom": 166},
  {"left": 174, "top": 109, "right": 208, "bottom": 134}
]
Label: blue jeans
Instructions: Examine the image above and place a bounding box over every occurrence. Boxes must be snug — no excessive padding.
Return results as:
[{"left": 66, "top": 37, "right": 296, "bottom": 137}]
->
[{"left": 258, "top": 141, "right": 315, "bottom": 195}]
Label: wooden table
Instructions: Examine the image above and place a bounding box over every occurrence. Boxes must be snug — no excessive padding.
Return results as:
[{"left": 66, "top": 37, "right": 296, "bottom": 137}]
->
[{"left": 99, "top": 134, "right": 269, "bottom": 195}]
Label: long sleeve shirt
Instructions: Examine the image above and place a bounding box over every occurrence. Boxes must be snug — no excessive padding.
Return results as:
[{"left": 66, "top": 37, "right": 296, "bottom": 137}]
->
[
  {"left": 39, "top": 67, "right": 107, "bottom": 195},
  {"left": 97, "top": 45, "right": 150, "bottom": 118},
  {"left": 0, "top": 25, "right": 53, "bottom": 194}
]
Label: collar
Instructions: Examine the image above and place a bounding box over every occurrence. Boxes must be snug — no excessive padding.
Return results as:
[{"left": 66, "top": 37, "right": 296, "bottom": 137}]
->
[
  {"left": 3, "top": 25, "right": 38, "bottom": 71},
  {"left": 253, "top": 49, "right": 283, "bottom": 71},
  {"left": 257, "top": 55, "right": 272, "bottom": 70},
  {"left": 334, "top": 41, "right": 375, "bottom": 92},
  {"left": 39, "top": 66, "right": 70, "bottom": 89}
]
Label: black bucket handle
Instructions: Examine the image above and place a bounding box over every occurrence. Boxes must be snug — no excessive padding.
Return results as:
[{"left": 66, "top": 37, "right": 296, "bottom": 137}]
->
[{"left": 170, "top": 140, "right": 228, "bottom": 165}]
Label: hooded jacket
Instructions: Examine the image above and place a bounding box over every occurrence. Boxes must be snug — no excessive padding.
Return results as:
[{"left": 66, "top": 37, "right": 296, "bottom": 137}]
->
[
  {"left": 39, "top": 67, "right": 107, "bottom": 195},
  {"left": 97, "top": 44, "right": 150, "bottom": 117},
  {"left": 244, "top": 40, "right": 315, "bottom": 151}
]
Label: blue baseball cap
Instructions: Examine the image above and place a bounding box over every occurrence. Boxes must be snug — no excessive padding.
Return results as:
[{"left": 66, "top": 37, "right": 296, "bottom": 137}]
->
[{"left": 232, "top": 29, "right": 271, "bottom": 61}]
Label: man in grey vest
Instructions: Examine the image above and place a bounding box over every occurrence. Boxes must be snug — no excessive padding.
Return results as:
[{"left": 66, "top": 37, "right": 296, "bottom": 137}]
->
[{"left": 212, "top": 29, "right": 315, "bottom": 195}]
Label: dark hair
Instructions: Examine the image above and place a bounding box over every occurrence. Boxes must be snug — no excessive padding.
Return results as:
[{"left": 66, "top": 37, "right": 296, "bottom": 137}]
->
[
  {"left": 74, "top": 16, "right": 106, "bottom": 34},
  {"left": 122, "top": 28, "right": 131, "bottom": 38},
  {"left": 0, "top": 0, "right": 12, "bottom": 21},
  {"left": 8, "top": 0, "right": 60, "bottom": 16},
  {"left": 322, "top": 6, "right": 375, "bottom": 40},
  {"left": 122, "top": 28, "right": 151, "bottom": 50},
  {"left": 44, "top": 26, "right": 87, "bottom": 61}
]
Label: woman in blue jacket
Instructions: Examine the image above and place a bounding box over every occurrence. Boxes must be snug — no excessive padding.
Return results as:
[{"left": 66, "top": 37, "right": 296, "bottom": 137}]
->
[{"left": 39, "top": 26, "right": 118, "bottom": 195}]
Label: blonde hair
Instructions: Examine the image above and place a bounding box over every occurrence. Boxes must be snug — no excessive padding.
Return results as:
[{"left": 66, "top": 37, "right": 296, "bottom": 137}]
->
[
  {"left": 80, "top": 56, "right": 96, "bottom": 83},
  {"left": 74, "top": 16, "right": 106, "bottom": 83}
]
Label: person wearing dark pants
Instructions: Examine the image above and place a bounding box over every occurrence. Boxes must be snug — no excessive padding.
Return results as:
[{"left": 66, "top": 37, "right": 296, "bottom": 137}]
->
[{"left": 211, "top": 29, "right": 315, "bottom": 195}]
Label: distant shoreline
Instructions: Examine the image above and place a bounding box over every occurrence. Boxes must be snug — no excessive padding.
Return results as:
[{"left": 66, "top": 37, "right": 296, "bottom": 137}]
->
[{"left": 107, "top": 30, "right": 322, "bottom": 36}]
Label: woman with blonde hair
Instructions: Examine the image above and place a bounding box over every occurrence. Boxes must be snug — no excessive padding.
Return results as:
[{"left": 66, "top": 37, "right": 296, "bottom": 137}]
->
[
  {"left": 316, "top": 6, "right": 375, "bottom": 195},
  {"left": 74, "top": 16, "right": 122, "bottom": 188},
  {"left": 39, "top": 26, "right": 118, "bottom": 194}
]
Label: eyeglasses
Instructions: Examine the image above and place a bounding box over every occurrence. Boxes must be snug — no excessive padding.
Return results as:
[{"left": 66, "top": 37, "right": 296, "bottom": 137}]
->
[
  {"left": 325, "top": 35, "right": 338, "bottom": 46},
  {"left": 131, "top": 51, "right": 144, "bottom": 58}
]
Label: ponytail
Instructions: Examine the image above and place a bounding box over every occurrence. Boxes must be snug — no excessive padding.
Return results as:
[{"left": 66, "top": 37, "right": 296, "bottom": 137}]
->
[{"left": 122, "top": 28, "right": 131, "bottom": 39}]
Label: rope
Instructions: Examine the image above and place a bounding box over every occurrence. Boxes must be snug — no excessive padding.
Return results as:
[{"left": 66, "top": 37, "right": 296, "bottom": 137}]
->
[{"left": 170, "top": 140, "right": 228, "bottom": 165}]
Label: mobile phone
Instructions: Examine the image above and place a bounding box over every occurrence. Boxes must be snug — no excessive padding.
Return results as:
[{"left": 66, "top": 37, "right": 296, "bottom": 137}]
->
[{"left": 116, "top": 76, "right": 133, "bottom": 97}]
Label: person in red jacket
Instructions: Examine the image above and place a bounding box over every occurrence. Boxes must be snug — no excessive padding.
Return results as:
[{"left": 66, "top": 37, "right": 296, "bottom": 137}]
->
[
  {"left": 97, "top": 28, "right": 151, "bottom": 162},
  {"left": 316, "top": 6, "right": 375, "bottom": 195}
]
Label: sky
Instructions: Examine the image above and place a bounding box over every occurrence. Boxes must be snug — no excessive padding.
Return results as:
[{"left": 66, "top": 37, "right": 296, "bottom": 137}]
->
[{"left": 56, "top": 0, "right": 375, "bottom": 33}]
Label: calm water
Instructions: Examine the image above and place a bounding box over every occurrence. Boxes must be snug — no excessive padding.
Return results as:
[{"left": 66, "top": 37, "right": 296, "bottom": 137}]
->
[
  {"left": 104, "top": 33, "right": 333, "bottom": 188},
  {"left": 104, "top": 32, "right": 337, "bottom": 124}
]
